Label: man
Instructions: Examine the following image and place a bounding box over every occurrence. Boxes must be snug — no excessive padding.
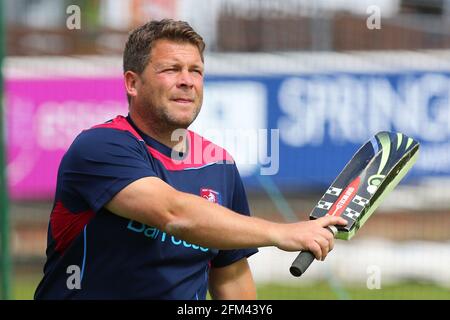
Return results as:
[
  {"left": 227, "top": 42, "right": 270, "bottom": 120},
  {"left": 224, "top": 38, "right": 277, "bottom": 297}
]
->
[{"left": 35, "top": 19, "right": 346, "bottom": 300}]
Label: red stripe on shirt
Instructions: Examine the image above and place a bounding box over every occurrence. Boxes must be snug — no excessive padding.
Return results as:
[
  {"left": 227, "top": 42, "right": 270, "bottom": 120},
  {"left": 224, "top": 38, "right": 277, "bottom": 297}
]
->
[{"left": 50, "top": 201, "right": 95, "bottom": 255}]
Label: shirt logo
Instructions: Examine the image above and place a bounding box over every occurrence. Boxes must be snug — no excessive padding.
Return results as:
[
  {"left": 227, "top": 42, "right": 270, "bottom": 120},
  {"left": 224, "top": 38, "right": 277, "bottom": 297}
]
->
[
  {"left": 200, "top": 188, "right": 221, "bottom": 205},
  {"left": 126, "top": 220, "right": 210, "bottom": 252}
]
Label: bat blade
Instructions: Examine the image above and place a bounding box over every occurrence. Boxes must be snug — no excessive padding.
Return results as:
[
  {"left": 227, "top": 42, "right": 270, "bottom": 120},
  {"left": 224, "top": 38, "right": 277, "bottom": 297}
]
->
[{"left": 289, "top": 132, "right": 419, "bottom": 277}]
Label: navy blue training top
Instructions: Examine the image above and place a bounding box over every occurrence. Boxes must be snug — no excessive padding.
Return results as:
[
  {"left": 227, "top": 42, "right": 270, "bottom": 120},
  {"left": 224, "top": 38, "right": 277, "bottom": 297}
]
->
[{"left": 34, "top": 115, "right": 258, "bottom": 300}]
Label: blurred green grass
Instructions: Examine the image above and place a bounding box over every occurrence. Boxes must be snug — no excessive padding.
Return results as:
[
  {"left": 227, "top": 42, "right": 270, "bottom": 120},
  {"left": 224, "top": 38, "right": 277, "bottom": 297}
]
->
[
  {"left": 257, "top": 282, "right": 450, "bottom": 300},
  {"left": 11, "top": 274, "right": 450, "bottom": 300},
  {"left": 13, "top": 274, "right": 40, "bottom": 300}
]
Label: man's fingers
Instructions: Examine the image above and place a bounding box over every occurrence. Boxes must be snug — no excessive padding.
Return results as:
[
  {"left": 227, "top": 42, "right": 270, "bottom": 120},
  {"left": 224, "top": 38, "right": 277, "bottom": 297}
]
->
[
  {"left": 319, "top": 226, "right": 335, "bottom": 241},
  {"left": 308, "top": 241, "right": 322, "bottom": 261},
  {"left": 313, "top": 220, "right": 338, "bottom": 260},
  {"left": 323, "top": 229, "right": 335, "bottom": 252},
  {"left": 314, "top": 236, "right": 330, "bottom": 261},
  {"left": 318, "top": 215, "right": 348, "bottom": 227}
]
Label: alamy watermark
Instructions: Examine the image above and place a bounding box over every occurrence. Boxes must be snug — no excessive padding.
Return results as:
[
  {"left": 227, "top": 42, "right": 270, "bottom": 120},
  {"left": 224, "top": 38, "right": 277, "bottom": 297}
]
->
[
  {"left": 366, "top": 265, "right": 382, "bottom": 290},
  {"left": 66, "top": 265, "right": 81, "bottom": 290},
  {"left": 170, "top": 128, "right": 280, "bottom": 176},
  {"left": 366, "top": 5, "right": 381, "bottom": 30},
  {"left": 66, "top": 5, "right": 81, "bottom": 30}
]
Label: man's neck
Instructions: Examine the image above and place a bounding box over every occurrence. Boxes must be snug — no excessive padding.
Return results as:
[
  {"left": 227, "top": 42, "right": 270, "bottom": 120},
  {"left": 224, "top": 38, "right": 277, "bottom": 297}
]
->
[{"left": 129, "top": 111, "right": 188, "bottom": 153}]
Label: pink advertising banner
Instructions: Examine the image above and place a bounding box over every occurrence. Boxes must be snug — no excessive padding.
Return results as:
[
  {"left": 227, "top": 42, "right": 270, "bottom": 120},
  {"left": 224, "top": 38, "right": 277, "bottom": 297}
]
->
[{"left": 5, "top": 78, "right": 128, "bottom": 200}]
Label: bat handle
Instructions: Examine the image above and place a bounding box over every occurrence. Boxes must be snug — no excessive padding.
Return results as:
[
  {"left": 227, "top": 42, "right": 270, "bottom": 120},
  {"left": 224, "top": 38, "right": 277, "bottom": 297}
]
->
[{"left": 289, "top": 225, "right": 338, "bottom": 277}]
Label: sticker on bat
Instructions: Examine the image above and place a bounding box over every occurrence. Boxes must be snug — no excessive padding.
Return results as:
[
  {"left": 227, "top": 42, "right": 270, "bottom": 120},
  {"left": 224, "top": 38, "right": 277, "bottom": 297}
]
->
[
  {"left": 328, "top": 177, "right": 360, "bottom": 217},
  {"left": 367, "top": 174, "right": 385, "bottom": 194}
]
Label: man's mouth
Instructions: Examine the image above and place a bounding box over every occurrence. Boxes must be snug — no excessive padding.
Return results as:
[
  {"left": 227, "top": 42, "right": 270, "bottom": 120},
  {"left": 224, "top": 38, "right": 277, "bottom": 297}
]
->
[{"left": 172, "top": 98, "right": 194, "bottom": 104}]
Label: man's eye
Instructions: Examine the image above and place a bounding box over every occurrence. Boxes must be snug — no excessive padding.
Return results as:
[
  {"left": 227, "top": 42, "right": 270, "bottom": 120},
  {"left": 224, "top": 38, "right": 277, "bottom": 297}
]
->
[{"left": 162, "top": 68, "right": 177, "bottom": 73}]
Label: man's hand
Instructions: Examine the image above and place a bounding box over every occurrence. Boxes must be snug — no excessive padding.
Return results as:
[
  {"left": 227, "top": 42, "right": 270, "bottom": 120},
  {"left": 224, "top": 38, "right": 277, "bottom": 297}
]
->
[{"left": 272, "top": 216, "right": 348, "bottom": 261}]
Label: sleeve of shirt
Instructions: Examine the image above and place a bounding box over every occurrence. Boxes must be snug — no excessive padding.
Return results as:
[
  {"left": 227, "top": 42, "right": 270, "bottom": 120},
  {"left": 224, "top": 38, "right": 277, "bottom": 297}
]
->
[
  {"left": 210, "top": 164, "right": 259, "bottom": 268},
  {"left": 59, "top": 127, "right": 157, "bottom": 213}
]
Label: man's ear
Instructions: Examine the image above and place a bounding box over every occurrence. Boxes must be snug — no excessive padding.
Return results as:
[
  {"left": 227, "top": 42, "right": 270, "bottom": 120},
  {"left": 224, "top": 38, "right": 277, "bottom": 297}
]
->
[{"left": 124, "top": 71, "right": 139, "bottom": 100}]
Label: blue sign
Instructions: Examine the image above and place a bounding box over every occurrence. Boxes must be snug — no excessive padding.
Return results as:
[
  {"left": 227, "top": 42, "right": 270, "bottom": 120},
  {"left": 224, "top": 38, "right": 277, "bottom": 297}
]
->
[{"left": 204, "top": 72, "right": 450, "bottom": 191}]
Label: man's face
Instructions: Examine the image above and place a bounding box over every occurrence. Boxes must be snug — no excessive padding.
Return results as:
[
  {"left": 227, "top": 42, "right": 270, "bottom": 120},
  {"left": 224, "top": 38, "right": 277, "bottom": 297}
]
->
[{"left": 135, "top": 39, "right": 204, "bottom": 130}]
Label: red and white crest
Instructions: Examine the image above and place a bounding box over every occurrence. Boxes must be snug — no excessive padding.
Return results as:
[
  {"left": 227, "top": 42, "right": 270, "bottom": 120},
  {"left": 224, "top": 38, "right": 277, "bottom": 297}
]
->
[{"left": 200, "top": 188, "right": 221, "bottom": 204}]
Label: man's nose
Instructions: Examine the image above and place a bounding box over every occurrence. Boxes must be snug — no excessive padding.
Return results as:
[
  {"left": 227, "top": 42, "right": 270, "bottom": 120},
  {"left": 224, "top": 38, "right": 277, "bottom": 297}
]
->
[{"left": 177, "top": 69, "right": 194, "bottom": 88}]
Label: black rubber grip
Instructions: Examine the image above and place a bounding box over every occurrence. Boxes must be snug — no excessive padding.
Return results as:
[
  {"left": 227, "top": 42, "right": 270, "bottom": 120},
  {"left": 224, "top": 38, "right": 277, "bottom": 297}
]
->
[
  {"left": 289, "top": 251, "right": 315, "bottom": 277},
  {"left": 289, "top": 225, "right": 337, "bottom": 277}
]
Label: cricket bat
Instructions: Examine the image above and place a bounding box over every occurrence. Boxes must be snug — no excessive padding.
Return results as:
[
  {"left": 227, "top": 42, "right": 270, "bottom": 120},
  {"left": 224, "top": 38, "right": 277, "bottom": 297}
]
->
[{"left": 289, "top": 131, "right": 420, "bottom": 277}]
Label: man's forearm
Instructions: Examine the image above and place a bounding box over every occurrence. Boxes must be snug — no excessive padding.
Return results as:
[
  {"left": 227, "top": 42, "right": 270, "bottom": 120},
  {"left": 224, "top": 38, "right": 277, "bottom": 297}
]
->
[
  {"left": 209, "top": 258, "right": 257, "bottom": 300},
  {"left": 107, "top": 177, "right": 346, "bottom": 256},
  {"left": 106, "top": 177, "right": 280, "bottom": 250},
  {"left": 165, "top": 191, "right": 279, "bottom": 250}
]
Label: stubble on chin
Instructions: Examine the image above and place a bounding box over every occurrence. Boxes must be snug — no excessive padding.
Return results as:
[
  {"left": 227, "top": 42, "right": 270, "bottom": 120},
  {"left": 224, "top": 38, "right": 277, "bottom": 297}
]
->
[{"left": 150, "top": 103, "right": 201, "bottom": 135}]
